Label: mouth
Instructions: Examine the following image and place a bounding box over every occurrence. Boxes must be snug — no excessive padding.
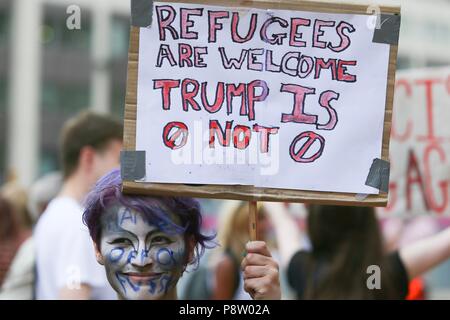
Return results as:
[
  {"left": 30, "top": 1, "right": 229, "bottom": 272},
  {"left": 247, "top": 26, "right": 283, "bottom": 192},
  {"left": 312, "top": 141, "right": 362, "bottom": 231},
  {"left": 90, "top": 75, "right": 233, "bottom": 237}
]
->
[{"left": 121, "top": 272, "right": 164, "bottom": 283}]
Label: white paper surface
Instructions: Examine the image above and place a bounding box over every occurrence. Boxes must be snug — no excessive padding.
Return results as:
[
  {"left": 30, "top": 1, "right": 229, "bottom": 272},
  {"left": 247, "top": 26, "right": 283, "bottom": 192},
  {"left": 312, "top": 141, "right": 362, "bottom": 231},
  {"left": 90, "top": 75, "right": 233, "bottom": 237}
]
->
[{"left": 136, "top": 1, "right": 391, "bottom": 194}]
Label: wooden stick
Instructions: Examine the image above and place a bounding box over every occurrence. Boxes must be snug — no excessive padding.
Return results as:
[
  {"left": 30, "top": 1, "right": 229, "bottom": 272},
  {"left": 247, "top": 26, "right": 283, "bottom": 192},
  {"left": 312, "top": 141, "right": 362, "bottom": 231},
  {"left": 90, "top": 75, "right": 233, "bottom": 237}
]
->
[{"left": 249, "top": 201, "right": 258, "bottom": 241}]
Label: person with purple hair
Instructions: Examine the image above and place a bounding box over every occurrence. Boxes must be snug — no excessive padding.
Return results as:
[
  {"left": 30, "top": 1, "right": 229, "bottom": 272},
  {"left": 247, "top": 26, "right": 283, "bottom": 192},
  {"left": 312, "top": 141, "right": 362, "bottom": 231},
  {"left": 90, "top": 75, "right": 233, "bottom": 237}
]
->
[
  {"left": 83, "top": 169, "right": 281, "bottom": 300},
  {"left": 82, "top": 168, "right": 215, "bottom": 299}
]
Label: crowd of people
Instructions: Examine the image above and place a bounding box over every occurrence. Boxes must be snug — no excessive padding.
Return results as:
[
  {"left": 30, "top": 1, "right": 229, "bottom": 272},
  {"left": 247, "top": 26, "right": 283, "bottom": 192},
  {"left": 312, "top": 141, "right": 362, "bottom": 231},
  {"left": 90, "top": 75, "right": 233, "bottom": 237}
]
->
[{"left": 1, "top": 110, "right": 450, "bottom": 300}]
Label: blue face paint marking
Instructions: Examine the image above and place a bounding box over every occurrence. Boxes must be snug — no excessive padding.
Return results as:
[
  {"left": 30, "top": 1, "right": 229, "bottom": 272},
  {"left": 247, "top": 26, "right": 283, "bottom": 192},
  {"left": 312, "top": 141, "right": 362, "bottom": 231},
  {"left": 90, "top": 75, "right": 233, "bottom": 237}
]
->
[
  {"left": 119, "top": 208, "right": 136, "bottom": 226},
  {"left": 127, "top": 250, "right": 137, "bottom": 264},
  {"left": 156, "top": 220, "right": 170, "bottom": 230},
  {"left": 115, "top": 272, "right": 127, "bottom": 294},
  {"left": 108, "top": 247, "right": 125, "bottom": 263},
  {"left": 148, "top": 279, "right": 157, "bottom": 294},
  {"left": 106, "top": 215, "right": 123, "bottom": 232},
  {"left": 140, "top": 248, "right": 150, "bottom": 265},
  {"left": 159, "top": 275, "right": 173, "bottom": 294},
  {"left": 125, "top": 276, "right": 141, "bottom": 292},
  {"left": 153, "top": 219, "right": 182, "bottom": 236}
]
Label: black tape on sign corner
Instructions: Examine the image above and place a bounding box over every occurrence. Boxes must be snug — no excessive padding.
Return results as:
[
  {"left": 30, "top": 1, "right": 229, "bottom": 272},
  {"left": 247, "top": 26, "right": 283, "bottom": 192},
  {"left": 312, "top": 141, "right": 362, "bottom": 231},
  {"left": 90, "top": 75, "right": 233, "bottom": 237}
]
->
[
  {"left": 372, "top": 13, "right": 401, "bottom": 45},
  {"left": 121, "top": 151, "right": 146, "bottom": 181},
  {"left": 131, "top": 0, "right": 153, "bottom": 27},
  {"left": 365, "top": 158, "right": 390, "bottom": 193}
]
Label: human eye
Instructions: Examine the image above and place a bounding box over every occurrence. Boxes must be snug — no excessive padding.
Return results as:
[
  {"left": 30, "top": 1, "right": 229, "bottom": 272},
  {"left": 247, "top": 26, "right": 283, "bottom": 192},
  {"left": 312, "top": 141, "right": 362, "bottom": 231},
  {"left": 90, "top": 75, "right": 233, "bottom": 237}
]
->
[
  {"left": 151, "top": 235, "right": 172, "bottom": 245},
  {"left": 108, "top": 238, "right": 133, "bottom": 246}
]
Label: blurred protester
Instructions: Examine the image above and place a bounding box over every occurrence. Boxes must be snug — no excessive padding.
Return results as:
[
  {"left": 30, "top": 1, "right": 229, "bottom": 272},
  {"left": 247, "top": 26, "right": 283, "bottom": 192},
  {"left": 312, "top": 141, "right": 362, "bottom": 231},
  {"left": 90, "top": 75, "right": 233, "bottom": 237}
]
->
[
  {"left": 211, "top": 201, "right": 272, "bottom": 300},
  {"left": 0, "top": 235, "right": 35, "bottom": 300},
  {"left": 34, "top": 111, "right": 123, "bottom": 300},
  {"left": 1, "top": 182, "right": 33, "bottom": 230},
  {"left": 263, "top": 203, "right": 450, "bottom": 300},
  {"left": 0, "top": 196, "right": 30, "bottom": 287},
  {"left": 28, "top": 172, "right": 63, "bottom": 223},
  {"left": 0, "top": 172, "right": 63, "bottom": 300}
]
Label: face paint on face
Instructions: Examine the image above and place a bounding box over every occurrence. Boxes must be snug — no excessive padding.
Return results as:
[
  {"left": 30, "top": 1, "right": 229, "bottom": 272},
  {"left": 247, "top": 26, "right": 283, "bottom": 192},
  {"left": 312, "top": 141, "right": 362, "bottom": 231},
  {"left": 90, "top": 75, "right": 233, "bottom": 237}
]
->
[{"left": 98, "top": 206, "right": 187, "bottom": 300}]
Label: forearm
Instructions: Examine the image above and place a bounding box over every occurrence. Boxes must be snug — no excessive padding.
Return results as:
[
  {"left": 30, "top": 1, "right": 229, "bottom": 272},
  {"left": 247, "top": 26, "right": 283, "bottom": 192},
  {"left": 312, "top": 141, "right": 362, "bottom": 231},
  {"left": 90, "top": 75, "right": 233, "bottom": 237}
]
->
[{"left": 400, "top": 227, "right": 450, "bottom": 280}]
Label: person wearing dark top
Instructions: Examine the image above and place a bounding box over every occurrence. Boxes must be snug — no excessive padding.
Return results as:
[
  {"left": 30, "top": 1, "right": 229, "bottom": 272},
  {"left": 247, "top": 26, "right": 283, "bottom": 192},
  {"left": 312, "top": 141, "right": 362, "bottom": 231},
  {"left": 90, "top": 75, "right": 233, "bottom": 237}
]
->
[
  {"left": 0, "top": 196, "right": 30, "bottom": 287},
  {"left": 288, "top": 251, "right": 409, "bottom": 299},
  {"left": 286, "top": 205, "right": 409, "bottom": 299},
  {"left": 258, "top": 203, "right": 450, "bottom": 300}
]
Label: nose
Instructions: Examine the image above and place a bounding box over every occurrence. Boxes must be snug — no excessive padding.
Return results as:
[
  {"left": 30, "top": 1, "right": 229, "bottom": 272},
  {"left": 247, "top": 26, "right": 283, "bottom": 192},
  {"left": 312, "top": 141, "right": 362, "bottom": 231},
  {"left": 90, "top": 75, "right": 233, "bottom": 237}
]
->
[{"left": 129, "top": 248, "right": 153, "bottom": 268}]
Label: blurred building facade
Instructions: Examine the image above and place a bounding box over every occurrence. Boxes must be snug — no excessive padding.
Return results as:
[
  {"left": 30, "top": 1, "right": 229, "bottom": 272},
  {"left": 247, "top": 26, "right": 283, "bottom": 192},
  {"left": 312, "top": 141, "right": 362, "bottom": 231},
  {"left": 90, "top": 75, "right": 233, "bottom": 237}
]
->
[
  {"left": 0, "top": 0, "right": 450, "bottom": 186},
  {"left": 0, "top": 0, "right": 130, "bottom": 186}
]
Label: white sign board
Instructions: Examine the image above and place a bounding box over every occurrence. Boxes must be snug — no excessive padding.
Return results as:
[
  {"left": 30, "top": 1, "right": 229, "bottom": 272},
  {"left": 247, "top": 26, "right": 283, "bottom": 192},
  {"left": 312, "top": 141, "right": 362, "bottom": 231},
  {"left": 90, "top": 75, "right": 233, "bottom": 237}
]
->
[
  {"left": 380, "top": 67, "right": 450, "bottom": 216},
  {"left": 135, "top": 1, "right": 392, "bottom": 195}
]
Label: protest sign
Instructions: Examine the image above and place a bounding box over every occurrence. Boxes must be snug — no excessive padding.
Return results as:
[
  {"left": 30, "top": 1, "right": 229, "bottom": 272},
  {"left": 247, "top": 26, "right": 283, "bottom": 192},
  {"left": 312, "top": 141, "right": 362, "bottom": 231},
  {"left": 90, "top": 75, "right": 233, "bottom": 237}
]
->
[
  {"left": 122, "top": 0, "right": 400, "bottom": 206},
  {"left": 379, "top": 67, "right": 450, "bottom": 216}
]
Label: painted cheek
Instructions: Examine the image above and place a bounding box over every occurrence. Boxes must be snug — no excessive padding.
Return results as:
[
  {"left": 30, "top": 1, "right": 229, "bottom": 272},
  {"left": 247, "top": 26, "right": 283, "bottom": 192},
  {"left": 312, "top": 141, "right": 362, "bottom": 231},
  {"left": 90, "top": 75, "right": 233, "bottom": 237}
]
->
[
  {"left": 103, "top": 244, "right": 134, "bottom": 272},
  {"left": 108, "top": 247, "right": 125, "bottom": 263},
  {"left": 152, "top": 244, "right": 186, "bottom": 271},
  {"left": 114, "top": 272, "right": 129, "bottom": 296},
  {"left": 155, "top": 248, "right": 174, "bottom": 266},
  {"left": 158, "top": 274, "right": 174, "bottom": 295}
]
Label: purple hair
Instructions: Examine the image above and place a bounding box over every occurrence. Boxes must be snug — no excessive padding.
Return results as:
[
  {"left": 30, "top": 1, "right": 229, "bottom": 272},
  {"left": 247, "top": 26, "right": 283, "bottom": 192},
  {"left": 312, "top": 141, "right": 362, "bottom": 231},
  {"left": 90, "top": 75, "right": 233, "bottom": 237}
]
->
[{"left": 82, "top": 168, "right": 215, "bottom": 267}]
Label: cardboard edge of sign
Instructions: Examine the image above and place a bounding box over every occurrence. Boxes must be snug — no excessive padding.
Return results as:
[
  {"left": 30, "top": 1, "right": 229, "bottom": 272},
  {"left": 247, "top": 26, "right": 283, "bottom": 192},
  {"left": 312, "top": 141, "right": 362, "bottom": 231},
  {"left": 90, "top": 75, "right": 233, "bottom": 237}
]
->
[{"left": 122, "top": 0, "right": 401, "bottom": 207}]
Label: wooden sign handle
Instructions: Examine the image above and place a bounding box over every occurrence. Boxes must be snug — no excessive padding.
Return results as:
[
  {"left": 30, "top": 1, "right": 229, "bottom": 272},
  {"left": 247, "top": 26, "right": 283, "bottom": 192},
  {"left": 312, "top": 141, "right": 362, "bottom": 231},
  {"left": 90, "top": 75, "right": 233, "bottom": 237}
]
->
[{"left": 249, "top": 200, "right": 258, "bottom": 241}]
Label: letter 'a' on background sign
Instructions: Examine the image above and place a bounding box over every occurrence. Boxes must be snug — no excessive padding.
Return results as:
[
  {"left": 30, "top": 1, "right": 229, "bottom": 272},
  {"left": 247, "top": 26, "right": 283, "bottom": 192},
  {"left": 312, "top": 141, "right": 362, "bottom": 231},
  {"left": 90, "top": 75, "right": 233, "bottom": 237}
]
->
[
  {"left": 122, "top": 0, "right": 401, "bottom": 207},
  {"left": 378, "top": 67, "right": 450, "bottom": 217}
]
